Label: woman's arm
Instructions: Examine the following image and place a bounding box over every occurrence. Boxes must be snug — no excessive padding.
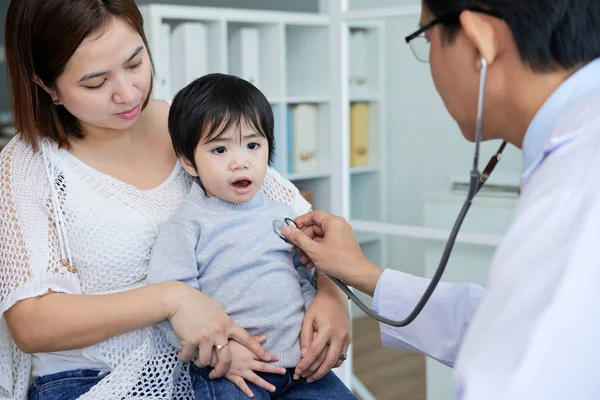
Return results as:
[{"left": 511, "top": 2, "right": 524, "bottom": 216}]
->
[{"left": 4, "top": 280, "right": 188, "bottom": 354}]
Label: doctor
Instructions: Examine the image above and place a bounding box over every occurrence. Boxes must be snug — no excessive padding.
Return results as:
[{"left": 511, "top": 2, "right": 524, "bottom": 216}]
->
[{"left": 283, "top": 0, "right": 600, "bottom": 399}]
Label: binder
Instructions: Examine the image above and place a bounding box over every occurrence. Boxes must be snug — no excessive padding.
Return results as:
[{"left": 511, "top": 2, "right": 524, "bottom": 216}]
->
[
  {"left": 228, "top": 27, "right": 260, "bottom": 87},
  {"left": 350, "top": 102, "right": 369, "bottom": 167},
  {"left": 289, "top": 104, "right": 318, "bottom": 173},
  {"left": 349, "top": 28, "right": 368, "bottom": 88},
  {"left": 171, "top": 22, "right": 208, "bottom": 93}
]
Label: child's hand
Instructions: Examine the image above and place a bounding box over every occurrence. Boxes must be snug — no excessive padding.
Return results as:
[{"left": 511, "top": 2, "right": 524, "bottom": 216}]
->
[{"left": 210, "top": 336, "right": 286, "bottom": 398}]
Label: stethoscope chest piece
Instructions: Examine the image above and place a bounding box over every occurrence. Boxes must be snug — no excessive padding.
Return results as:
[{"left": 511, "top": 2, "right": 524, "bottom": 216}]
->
[{"left": 272, "top": 218, "right": 299, "bottom": 244}]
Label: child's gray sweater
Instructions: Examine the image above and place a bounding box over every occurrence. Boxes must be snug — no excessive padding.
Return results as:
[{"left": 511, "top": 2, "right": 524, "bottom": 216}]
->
[{"left": 147, "top": 182, "right": 316, "bottom": 367}]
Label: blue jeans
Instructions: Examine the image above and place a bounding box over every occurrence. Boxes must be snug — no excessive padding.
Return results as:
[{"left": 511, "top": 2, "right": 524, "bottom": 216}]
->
[
  {"left": 189, "top": 364, "right": 357, "bottom": 399},
  {"left": 28, "top": 370, "right": 107, "bottom": 400}
]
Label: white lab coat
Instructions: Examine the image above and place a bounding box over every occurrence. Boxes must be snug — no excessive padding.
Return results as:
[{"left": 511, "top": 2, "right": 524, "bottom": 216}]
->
[{"left": 376, "top": 92, "right": 600, "bottom": 399}]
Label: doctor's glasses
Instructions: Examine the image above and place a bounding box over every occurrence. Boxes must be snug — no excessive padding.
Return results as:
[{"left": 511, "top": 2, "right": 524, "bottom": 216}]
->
[{"left": 404, "top": 6, "right": 502, "bottom": 63}]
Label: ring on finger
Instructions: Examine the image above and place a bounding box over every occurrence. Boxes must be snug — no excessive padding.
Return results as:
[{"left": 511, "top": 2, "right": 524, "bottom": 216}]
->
[{"left": 215, "top": 342, "right": 229, "bottom": 351}]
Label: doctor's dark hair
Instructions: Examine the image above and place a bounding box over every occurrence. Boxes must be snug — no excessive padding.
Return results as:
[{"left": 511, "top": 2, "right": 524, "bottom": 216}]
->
[
  {"left": 168, "top": 73, "right": 275, "bottom": 169},
  {"left": 5, "top": 0, "right": 154, "bottom": 150},
  {"left": 424, "top": 0, "right": 600, "bottom": 72}
]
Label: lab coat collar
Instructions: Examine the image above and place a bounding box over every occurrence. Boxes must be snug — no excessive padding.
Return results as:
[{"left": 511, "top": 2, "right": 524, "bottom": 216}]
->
[{"left": 521, "top": 58, "right": 600, "bottom": 183}]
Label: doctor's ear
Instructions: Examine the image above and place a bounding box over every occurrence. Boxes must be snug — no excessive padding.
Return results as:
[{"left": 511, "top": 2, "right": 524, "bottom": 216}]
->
[{"left": 459, "top": 10, "right": 501, "bottom": 69}]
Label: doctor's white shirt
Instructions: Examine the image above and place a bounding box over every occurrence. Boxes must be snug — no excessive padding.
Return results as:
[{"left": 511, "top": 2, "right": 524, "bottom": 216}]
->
[{"left": 372, "top": 57, "right": 600, "bottom": 399}]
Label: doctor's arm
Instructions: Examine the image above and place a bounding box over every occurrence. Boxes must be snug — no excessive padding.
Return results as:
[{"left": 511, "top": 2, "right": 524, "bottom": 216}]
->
[
  {"left": 373, "top": 269, "right": 484, "bottom": 367},
  {"left": 282, "top": 210, "right": 485, "bottom": 367}
]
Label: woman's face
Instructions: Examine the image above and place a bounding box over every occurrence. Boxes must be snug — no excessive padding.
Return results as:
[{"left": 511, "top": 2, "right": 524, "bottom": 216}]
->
[{"left": 54, "top": 18, "right": 153, "bottom": 133}]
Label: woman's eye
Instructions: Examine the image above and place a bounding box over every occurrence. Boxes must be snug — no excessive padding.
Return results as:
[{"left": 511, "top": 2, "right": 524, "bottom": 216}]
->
[
  {"left": 248, "top": 142, "right": 260, "bottom": 150},
  {"left": 129, "top": 60, "right": 143, "bottom": 70},
  {"left": 86, "top": 79, "right": 106, "bottom": 90},
  {"left": 212, "top": 146, "right": 227, "bottom": 154}
]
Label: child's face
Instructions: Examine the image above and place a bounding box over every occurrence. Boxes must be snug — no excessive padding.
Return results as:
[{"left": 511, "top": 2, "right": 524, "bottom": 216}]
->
[{"left": 182, "top": 122, "right": 269, "bottom": 204}]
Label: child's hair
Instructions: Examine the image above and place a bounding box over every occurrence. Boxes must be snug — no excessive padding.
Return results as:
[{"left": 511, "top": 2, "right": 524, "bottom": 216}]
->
[{"left": 168, "top": 73, "right": 275, "bottom": 169}]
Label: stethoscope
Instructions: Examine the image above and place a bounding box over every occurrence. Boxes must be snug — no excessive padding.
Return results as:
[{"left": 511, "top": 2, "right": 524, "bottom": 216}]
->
[{"left": 275, "top": 58, "right": 507, "bottom": 327}]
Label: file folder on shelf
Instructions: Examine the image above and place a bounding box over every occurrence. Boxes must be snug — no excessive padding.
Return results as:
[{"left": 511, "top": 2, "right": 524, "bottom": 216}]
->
[
  {"left": 170, "top": 22, "right": 208, "bottom": 94},
  {"left": 228, "top": 27, "right": 260, "bottom": 87},
  {"left": 350, "top": 102, "right": 369, "bottom": 167},
  {"left": 349, "top": 28, "right": 368, "bottom": 88},
  {"left": 289, "top": 104, "right": 318, "bottom": 173}
]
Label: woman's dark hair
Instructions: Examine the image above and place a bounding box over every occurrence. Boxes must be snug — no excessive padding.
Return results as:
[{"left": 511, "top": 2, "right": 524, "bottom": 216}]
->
[
  {"left": 424, "top": 0, "right": 600, "bottom": 72},
  {"left": 168, "top": 73, "right": 275, "bottom": 169},
  {"left": 5, "top": 0, "right": 154, "bottom": 149}
]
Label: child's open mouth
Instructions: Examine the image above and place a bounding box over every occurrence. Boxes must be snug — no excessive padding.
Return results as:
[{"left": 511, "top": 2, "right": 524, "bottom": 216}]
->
[
  {"left": 232, "top": 179, "right": 251, "bottom": 188},
  {"left": 231, "top": 178, "right": 253, "bottom": 195}
]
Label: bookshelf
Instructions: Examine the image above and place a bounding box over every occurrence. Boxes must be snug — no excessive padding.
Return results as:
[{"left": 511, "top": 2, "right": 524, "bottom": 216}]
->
[
  {"left": 140, "top": 3, "right": 389, "bottom": 315},
  {"left": 347, "top": 21, "right": 389, "bottom": 297},
  {"left": 140, "top": 5, "right": 336, "bottom": 214}
]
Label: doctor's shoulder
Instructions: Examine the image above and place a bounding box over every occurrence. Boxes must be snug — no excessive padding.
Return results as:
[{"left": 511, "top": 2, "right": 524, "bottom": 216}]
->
[{"left": 525, "top": 105, "right": 600, "bottom": 197}]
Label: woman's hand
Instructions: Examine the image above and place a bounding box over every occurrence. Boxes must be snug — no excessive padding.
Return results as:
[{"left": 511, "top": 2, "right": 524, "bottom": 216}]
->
[
  {"left": 281, "top": 210, "right": 383, "bottom": 295},
  {"left": 166, "top": 282, "right": 276, "bottom": 378},
  {"left": 294, "top": 277, "right": 352, "bottom": 382},
  {"left": 214, "top": 338, "right": 286, "bottom": 398}
]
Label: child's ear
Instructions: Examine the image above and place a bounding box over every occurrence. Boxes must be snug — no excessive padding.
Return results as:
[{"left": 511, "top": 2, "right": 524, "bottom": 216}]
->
[{"left": 180, "top": 157, "right": 199, "bottom": 177}]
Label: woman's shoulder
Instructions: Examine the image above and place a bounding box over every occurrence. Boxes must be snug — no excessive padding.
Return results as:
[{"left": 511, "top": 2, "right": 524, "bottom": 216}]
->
[
  {"left": 0, "top": 135, "right": 43, "bottom": 173},
  {"left": 143, "top": 98, "right": 170, "bottom": 128},
  {"left": 0, "top": 135, "right": 49, "bottom": 199}
]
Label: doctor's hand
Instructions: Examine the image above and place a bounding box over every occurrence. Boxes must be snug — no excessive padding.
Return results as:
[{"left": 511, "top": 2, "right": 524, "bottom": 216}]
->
[
  {"left": 295, "top": 284, "right": 351, "bottom": 383},
  {"left": 281, "top": 210, "right": 383, "bottom": 296}
]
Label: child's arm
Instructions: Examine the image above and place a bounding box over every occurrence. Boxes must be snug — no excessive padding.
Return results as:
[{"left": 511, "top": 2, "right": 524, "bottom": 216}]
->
[
  {"left": 293, "top": 250, "right": 317, "bottom": 310},
  {"left": 148, "top": 221, "right": 202, "bottom": 350}
]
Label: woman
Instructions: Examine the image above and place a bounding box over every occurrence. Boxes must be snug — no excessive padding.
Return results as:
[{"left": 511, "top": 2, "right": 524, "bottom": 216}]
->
[
  {"left": 0, "top": 0, "right": 351, "bottom": 398},
  {"left": 283, "top": 0, "right": 600, "bottom": 399}
]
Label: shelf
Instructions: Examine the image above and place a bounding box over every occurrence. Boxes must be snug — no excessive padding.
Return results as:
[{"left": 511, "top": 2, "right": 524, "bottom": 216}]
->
[
  {"left": 286, "top": 25, "right": 329, "bottom": 98},
  {"left": 350, "top": 172, "right": 382, "bottom": 221},
  {"left": 348, "top": 24, "right": 381, "bottom": 100},
  {"left": 286, "top": 96, "right": 330, "bottom": 104},
  {"left": 292, "top": 177, "right": 331, "bottom": 212},
  {"left": 227, "top": 22, "right": 283, "bottom": 99},
  {"left": 351, "top": 166, "right": 380, "bottom": 175},
  {"left": 159, "top": 19, "right": 225, "bottom": 99},
  {"left": 283, "top": 102, "right": 331, "bottom": 177},
  {"left": 285, "top": 171, "right": 331, "bottom": 181},
  {"left": 349, "top": 93, "right": 381, "bottom": 102}
]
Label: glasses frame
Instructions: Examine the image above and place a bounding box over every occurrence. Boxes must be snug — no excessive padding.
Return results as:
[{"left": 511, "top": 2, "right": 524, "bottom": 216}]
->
[{"left": 404, "top": 6, "right": 502, "bottom": 62}]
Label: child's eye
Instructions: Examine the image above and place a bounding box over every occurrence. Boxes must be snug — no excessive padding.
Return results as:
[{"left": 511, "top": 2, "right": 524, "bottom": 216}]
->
[
  {"left": 212, "top": 146, "right": 227, "bottom": 154},
  {"left": 248, "top": 142, "right": 260, "bottom": 150}
]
